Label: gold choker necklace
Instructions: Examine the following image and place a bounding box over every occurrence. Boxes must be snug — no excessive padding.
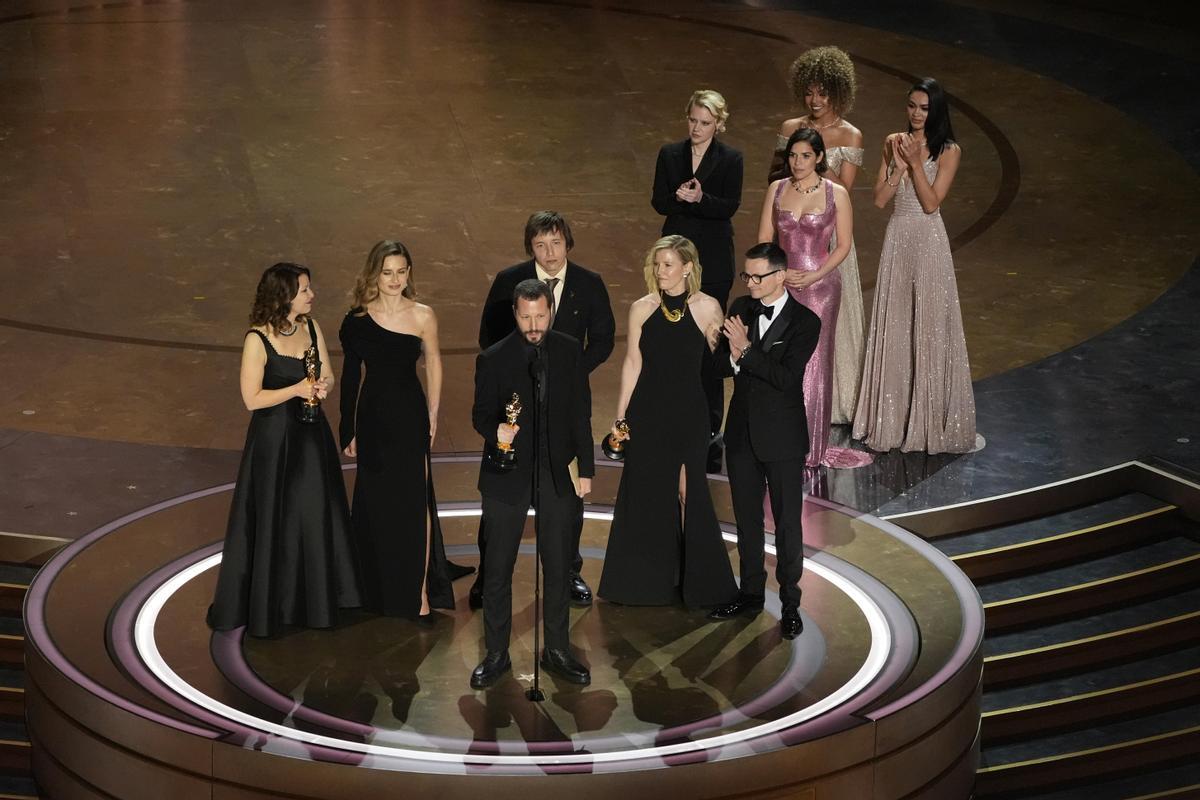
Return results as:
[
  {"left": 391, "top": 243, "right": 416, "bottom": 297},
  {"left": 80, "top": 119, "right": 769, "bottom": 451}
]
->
[{"left": 659, "top": 293, "right": 686, "bottom": 323}]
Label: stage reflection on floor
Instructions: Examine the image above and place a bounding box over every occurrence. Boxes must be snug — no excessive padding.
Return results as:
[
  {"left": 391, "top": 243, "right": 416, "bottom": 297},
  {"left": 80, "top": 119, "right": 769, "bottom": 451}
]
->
[{"left": 26, "top": 459, "right": 983, "bottom": 796}]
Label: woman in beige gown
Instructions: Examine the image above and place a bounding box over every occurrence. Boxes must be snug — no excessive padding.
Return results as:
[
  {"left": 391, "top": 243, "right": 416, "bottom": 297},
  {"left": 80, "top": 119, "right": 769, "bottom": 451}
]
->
[
  {"left": 853, "top": 78, "right": 976, "bottom": 454},
  {"left": 769, "top": 46, "right": 866, "bottom": 425}
]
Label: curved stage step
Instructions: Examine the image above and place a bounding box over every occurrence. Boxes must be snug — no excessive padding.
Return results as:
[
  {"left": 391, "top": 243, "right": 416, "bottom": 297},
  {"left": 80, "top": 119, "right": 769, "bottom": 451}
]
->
[{"left": 902, "top": 461, "right": 1200, "bottom": 798}]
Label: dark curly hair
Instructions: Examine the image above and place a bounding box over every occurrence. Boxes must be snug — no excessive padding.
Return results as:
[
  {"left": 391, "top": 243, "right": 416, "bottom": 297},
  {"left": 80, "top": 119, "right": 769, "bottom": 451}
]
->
[
  {"left": 249, "top": 262, "right": 310, "bottom": 333},
  {"left": 784, "top": 128, "right": 829, "bottom": 175},
  {"left": 352, "top": 240, "right": 416, "bottom": 313},
  {"left": 788, "top": 46, "right": 857, "bottom": 116}
]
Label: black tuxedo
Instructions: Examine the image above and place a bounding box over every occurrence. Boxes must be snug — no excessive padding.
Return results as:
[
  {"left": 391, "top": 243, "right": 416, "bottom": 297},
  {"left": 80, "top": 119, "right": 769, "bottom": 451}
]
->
[
  {"left": 478, "top": 259, "right": 615, "bottom": 375},
  {"left": 716, "top": 293, "right": 820, "bottom": 611},
  {"left": 472, "top": 330, "right": 594, "bottom": 651},
  {"left": 653, "top": 138, "right": 744, "bottom": 452}
]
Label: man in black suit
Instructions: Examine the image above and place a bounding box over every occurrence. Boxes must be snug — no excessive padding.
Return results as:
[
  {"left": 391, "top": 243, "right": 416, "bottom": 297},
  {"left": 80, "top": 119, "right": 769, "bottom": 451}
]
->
[
  {"left": 469, "top": 279, "right": 595, "bottom": 689},
  {"left": 470, "top": 211, "right": 615, "bottom": 608},
  {"left": 708, "top": 243, "right": 820, "bottom": 640}
]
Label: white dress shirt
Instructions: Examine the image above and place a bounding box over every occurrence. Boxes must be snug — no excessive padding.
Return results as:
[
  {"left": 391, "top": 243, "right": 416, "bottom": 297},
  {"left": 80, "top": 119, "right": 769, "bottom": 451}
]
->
[
  {"left": 535, "top": 261, "right": 568, "bottom": 311},
  {"left": 731, "top": 290, "right": 788, "bottom": 374}
]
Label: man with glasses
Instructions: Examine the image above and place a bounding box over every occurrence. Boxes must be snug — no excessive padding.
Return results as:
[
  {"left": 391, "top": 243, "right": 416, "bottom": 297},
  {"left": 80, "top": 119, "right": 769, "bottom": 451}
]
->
[{"left": 707, "top": 242, "right": 820, "bottom": 639}]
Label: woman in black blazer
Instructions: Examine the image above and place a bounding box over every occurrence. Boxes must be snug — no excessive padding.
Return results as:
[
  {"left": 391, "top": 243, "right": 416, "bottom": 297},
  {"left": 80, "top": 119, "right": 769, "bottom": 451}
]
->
[{"left": 651, "top": 88, "right": 744, "bottom": 471}]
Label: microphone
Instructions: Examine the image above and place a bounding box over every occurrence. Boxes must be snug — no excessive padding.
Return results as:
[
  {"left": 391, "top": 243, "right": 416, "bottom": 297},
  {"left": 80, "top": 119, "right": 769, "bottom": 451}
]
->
[{"left": 528, "top": 344, "right": 547, "bottom": 401}]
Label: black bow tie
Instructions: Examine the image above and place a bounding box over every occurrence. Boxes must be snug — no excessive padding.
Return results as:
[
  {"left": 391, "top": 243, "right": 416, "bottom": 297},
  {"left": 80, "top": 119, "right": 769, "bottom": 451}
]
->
[{"left": 755, "top": 303, "right": 775, "bottom": 321}]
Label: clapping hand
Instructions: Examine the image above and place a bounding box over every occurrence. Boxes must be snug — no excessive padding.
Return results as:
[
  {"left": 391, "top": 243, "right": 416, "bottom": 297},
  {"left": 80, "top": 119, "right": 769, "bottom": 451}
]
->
[
  {"left": 897, "top": 133, "right": 923, "bottom": 167},
  {"left": 722, "top": 315, "right": 750, "bottom": 357},
  {"left": 675, "top": 178, "right": 703, "bottom": 203}
]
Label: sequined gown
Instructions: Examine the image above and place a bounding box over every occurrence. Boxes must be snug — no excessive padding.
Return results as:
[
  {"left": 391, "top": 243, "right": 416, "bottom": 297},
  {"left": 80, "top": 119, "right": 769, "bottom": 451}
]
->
[
  {"left": 773, "top": 136, "right": 866, "bottom": 424},
  {"left": 773, "top": 179, "right": 873, "bottom": 469},
  {"left": 598, "top": 293, "right": 738, "bottom": 606},
  {"left": 852, "top": 157, "right": 976, "bottom": 453}
]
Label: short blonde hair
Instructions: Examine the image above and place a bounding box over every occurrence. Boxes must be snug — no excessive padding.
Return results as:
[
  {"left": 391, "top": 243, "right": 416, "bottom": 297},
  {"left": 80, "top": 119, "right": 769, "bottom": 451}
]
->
[
  {"left": 685, "top": 89, "right": 729, "bottom": 133},
  {"left": 643, "top": 235, "right": 703, "bottom": 297}
]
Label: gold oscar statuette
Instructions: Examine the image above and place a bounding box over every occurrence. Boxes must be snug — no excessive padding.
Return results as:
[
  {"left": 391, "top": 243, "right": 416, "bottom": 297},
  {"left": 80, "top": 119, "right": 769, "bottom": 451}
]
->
[
  {"left": 487, "top": 393, "right": 522, "bottom": 471},
  {"left": 298, "top": 345, "right": 321, "bottom": 424}
]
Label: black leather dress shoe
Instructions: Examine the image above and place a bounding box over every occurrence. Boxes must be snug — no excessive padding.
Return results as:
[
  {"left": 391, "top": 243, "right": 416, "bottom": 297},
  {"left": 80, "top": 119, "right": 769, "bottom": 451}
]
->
[
  {"left": 445, "top": 560, "right": 476, "bottom": 582},
  {"left": 569, "top": 573, "right": 593, "bottom": 607},
  {"left": 540, "top": 648, "right": 590, "bottom": 685},
  {"left": 707, "top": 595, "right": 765, "bottom": 621},
  {"left": 468, "top": 582, "right": 483, "bottom": 611},
  {"left": 780, "top": 609, "right": 803, "bottom": 640},
  {"left": 470, "top": 650, "right": 511, "bottom": 689}
]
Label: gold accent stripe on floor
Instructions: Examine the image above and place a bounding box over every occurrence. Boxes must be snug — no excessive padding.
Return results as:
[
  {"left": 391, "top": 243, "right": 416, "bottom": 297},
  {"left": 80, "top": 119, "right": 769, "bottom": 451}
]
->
[
  {"left": 952, "top": 506, "right": 1176, "bottom": 560},
  {"left": 977, "top": 724, "right": 1200, "bottom": 772},
  {"left": 983, "top": 667, "right": 1200, "bottom": 716},
  {"left": 984, "top": 611, "right": 1200, "bottom": 662},
  {"left": 983, "top": 553, "right": 1200, "bottom": 608}
]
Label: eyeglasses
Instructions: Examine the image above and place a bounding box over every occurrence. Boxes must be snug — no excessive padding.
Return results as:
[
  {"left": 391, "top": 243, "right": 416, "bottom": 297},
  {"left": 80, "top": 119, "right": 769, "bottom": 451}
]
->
[{"left": 739, "top": 269, "right": 784, "bottom": 285}]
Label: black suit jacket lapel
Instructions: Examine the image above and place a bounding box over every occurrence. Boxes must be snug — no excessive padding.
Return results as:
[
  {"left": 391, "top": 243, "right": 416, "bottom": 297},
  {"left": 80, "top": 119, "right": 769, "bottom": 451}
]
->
[
  {"left": 694, "top": 139, "right": 720, "bottom": 185},
  {"left": 758, "top": 297, "right": 795, "bottom": 352},
  {"left": 553, "top": 262, "right": 577, "bottom": 330}
]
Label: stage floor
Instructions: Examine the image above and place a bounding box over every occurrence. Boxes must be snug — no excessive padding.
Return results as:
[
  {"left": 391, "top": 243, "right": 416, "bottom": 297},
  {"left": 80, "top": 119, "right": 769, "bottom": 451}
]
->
[{"left": 26, "top": 459, "right": 982, "bottom": 797}]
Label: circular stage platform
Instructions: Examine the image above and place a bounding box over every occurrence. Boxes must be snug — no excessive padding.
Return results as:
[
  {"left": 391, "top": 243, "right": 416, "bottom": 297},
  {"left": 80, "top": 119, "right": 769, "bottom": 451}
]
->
[{"left": 25, "top": 458, "right": 982, "bottom": 799}]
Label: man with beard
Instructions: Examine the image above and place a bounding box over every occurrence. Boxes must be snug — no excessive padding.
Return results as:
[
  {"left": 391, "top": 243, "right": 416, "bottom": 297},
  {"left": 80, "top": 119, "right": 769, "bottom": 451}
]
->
[
  {"left": 465, "top": 211, "right": 614, "bottom": 608},
  {"left": 469, "top": 279, "right": 595, "bottom": 689}
]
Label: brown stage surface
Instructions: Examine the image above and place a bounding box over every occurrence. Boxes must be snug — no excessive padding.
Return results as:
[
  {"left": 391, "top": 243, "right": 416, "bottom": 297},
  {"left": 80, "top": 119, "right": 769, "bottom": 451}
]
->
[{"left": 26, "top": 459, "right": 983, "bottom": 798}]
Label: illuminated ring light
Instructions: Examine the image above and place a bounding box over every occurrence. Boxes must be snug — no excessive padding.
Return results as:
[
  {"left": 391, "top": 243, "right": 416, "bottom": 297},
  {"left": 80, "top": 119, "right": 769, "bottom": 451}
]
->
[{"left": 132, "top": 507, "right": 891, "bottom": 768}]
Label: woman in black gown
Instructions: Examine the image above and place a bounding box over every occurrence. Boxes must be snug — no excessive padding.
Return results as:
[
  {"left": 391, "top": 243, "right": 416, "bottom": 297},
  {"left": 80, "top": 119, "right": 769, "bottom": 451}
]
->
[
  {"left": 652, "top": 89, "right": 744, "bottom": 472},
  {"left": 339, "top": 240, "right": 453, "bottom": 621},
  {"left": 208, "top": 263, "right": 362, "bottom": 638},
  {"left": 598, "top": 236, "right": 738, "bottom": 607}
]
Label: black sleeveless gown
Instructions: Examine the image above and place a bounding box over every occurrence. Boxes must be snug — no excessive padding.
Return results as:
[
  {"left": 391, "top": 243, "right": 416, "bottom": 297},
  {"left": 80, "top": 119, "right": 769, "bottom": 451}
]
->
[
  {"left": 339, "top": 312, "right": 454, "bottom": 617},
  {"left": 208, "top": 325, "right": 362, "bottom": 638},
  {"left": 598, "top": 294, "right": 737, "bottom": 606}
]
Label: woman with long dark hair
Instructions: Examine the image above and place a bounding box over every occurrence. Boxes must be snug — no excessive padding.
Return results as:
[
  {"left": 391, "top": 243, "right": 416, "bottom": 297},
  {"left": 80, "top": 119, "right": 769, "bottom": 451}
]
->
[
  {"left": 758, "top": 128, "right": 872, "bottom": 469},
  {"left": 339, "top": 240, "right": 454, "bottom": 623},
  {"left": 768, "top": 46, "right": 867, "bottom": 425},
  {"left": 853, "top": 78, "right": 977, "bottom": 453},
  {"left": 208, "top": 263, "right": 362, "bottom": 638}
]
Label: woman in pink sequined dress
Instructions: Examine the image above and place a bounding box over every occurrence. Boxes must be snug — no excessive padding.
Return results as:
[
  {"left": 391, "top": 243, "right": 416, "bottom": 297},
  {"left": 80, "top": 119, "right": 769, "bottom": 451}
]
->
[
  {"left": 758, "top": 127, "right": 872, "bottom": 469},
  {"left": 852, "top": 78, "right": 976, "bottom": 453}
]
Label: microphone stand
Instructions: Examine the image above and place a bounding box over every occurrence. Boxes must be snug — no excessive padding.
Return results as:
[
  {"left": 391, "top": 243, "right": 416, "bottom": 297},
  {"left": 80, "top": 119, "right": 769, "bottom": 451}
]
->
[{"left": 525, "top": 347, "right": 546, "bottom": 703}]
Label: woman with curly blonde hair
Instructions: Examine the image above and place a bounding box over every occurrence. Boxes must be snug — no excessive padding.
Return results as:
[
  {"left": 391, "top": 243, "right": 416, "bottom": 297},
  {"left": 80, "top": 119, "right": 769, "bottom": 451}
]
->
[
  {"left": 769, "top": 45, "right": 867, "bottom": 427},
  {"left": 598, "top": 236, "right": 736, "bottom": 608}
]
